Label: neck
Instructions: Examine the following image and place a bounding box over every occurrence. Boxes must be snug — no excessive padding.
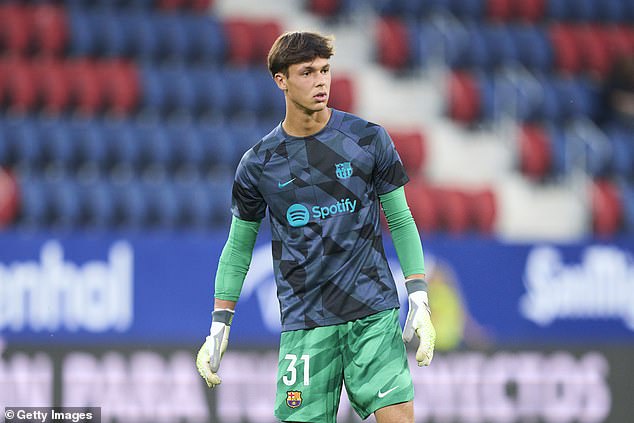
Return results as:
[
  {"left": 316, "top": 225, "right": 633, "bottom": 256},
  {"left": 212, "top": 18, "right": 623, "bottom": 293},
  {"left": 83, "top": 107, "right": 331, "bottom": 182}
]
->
[{"left": 282, "top": 106, "right": 332, "bottom": 137}]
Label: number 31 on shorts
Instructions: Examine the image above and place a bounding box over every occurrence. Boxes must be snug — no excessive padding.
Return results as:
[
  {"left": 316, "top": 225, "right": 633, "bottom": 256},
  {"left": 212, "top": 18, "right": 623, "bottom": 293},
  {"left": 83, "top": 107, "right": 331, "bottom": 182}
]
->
[{"left": 282, "top": 354, "right": 310, "bottom": 386}]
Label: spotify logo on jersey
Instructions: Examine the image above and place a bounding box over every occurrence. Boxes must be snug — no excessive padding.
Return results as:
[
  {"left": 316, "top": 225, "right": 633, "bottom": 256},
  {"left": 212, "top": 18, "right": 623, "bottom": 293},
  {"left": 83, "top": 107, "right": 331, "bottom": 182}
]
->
[{"left": 286, "top": 204, "right": 310, "bottom": 227}]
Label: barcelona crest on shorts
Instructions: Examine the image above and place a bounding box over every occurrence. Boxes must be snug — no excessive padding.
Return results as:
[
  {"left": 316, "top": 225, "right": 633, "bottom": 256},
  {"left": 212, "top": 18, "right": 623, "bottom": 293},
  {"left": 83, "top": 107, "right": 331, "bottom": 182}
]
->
[
  {"left": 335, "top": 161, "right": 353, "bottom": 179},
  {"left": 286, "top": 391, "right": 303, "bottom": 408}
]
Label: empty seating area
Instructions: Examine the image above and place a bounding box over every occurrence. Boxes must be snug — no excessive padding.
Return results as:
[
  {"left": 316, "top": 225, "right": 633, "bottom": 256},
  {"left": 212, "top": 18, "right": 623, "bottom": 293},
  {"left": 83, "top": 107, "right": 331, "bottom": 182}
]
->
[{"left": 354, "top": 0, "right": 634, "bottom": 236}]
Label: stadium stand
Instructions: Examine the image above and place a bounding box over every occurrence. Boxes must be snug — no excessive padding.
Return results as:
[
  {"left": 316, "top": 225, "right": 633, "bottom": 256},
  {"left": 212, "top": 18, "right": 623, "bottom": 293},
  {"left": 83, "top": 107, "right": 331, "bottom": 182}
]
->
[{"left": 0, "top": 0, "right": 632, "bottom": 240}]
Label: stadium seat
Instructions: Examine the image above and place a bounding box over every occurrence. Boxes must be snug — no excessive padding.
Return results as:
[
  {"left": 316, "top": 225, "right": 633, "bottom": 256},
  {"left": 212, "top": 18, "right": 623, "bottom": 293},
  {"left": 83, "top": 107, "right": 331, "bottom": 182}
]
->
[
  {"left": 487, "top": 0, "right": 513, "bottom": 21},
  {"left": 437, "top": 188, "right": 471, "bottom": 234},
  {"left": 469, "top": 188, "right": 496, "bottom": 234},
  {"left": 223, "top": 18, "right": 257, "bottom": 65},
  {"left": 48, "top": 177, "right": 84, "bottom": 228},
  {"left": 591, "top": 179, "right": 622, "bottom": 237},
  {"left": 0, "top": 4, "right": 33, "bottom": 55},
  {"left": 4, "top": 58, "right": 38, "bottom": 113},
  {"left": 403, "top": 179, "right": 438, "bottom": 233},
  {"left": 376, "top": 18, "right": 410, "bottom": 69},
  {"left": 307, "top": 0, "right": 341, "bottom": 17},
  {"left": 143, "top": 178, "right": 182, "bottom": 228},
  {"left": 329, "top": 76, "right": 355, "bottom": 113},
  {"left": 448, "top": 71, "right": 479, "bottom": 124},
  {"left": 167, "top": 121, "right": 205, "bottom": 170},
  {"left": 104, "top": 119, "right": 142, "bottom": 170},
  {"left": 115, "top": 179, "right": 150, "bottom": 228},
  {"left": 389, "top": 129, "right": 426, "bottom": 174},
  {"left": 36, "top": 59, "right": 72, "bottom": 115},
  {"left": 136, "top": 121, "right": 174, "bottom": 170},
  {"left": 511, "top": 26, "right": 553, "bottom": 71},
  {"left": 620, "top": 183, "right": 634, "bottom": 234},
  {"left": 514, "top": 0, "right": 546, "bottom": 22},
  {"left": 0, "top": 168, "right": 18, "bottom": 228},
  {"left": 188, "top": 16, "right": 226, "bottom": 63},
  {"left": 12, "top": 119, "right": 42, "bottom": 169},
  {"left": 81, "top": 178, "right": 116, "bottom": 228},
  {"left": 39, "top": 118, "right": 77, "bottom": 170},
  {"left": 607, "top": 125, "right": 634, "bottom": 179},
  {"left": 17, "top": 175, "right": 50, "bottom": 227},
  {"left": 101, "top": 60, "right": 140, "bottom": 115},
  {"left": 68, "top": 60, "right": 105, "bottom": 115},
  {"left": 519, "top": 125, "right": 551, "bottom": 180},
  {"left": 549, "top": 25, "right": 582, "bottom": 75},
  {"left": 67, "top": 9, "right": 98, "bottom": 56},
  {"left": 253, "top": 20, "right": 283, "bottom": 65},
  {"left": 33, "top": 5, "right": 68, "bottom": 56},
  {"left": 70, "top": 119, "right": 108, "bottom": 170}
]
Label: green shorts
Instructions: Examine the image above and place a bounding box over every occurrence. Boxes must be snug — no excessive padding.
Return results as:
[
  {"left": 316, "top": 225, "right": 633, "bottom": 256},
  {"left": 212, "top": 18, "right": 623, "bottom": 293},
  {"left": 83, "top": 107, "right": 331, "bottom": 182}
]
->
[{"left": 274, "top": 308, "right": 414, "bottom": 423}]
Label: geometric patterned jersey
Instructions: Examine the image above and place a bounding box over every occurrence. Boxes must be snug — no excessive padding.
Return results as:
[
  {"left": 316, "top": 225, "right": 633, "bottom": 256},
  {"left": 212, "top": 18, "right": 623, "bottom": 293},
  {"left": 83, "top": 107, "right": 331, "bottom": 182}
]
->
[{"left": 231, "top": 109, "right": 410, "bottom": 331}]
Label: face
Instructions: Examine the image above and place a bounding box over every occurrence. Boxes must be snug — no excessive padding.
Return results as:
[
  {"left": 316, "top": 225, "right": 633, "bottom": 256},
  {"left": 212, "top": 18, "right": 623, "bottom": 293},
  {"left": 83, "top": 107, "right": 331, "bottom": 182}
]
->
[{"left": 274, "top": 57, "right": 331, "bottom": 114}]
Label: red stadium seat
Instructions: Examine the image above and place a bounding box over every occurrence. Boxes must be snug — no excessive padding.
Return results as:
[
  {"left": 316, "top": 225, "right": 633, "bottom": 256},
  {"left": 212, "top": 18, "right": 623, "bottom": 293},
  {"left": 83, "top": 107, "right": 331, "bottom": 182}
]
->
[
  {"left": 519, "top": 124, "right": 551, "bottom": 180},
  {"left": 0, "top": 5, "right": 34, "bottom": 55},
  {"left": 189, "top": 0, "right": 214, "bottom": 11},
  {"left": 308, "top": 0, "right": 341, "bottom": 17},
  {"left": 5, "top": 58, "right": 38, "bottom": 113},
  {"left": 591, "top": 180, "right": 622, "bottom": 236},
  {"left": 404, "top": 179, "right": 438, "bottom": 233},
  {"left": 574, "top": 26, "right": 611, "bottom": 78},
  {"left": 469, "top": 188, "right": 497, "bottom": 234},
  {"left": 550, "top": 25, "right": 582, "bottom": 75},
  {"left": 438, "top": 188, "right": 471, "bottom": 235},
  {"left": 36, "top": 58, "right": 72, "bottom": 115},
  {"left": 224, "top": 18, "right": 256, "bottom": 65},
  {"left": 68, "top": 60, "right": 104, "bottom": 116},
  {"left": 253, "top": 20, "right": 283, "bottom": 64},
  {"left": 329, "top": 76, "right": 355, "bottom": 113},
  {"left": 487, "top": 0, "right": 513, "bottom": 21},
  {"left": 101, "top": 60, "right": 140, "bottom": 116},
  {"left": 389, "top": 129, "right": 426, "bottom": 174},
  {"left": 513, "top": 0, "right": 545, "bottom": 22},
  {"left": 0, "top": 167, "right": 18, "bottom": 228},
  {"left": 448, "top": 71, "right": 480, "bottom": 124},
  {"left": 33, "top": 5, "right": 67, "bottom": 56},
  {"left": 376, "top": 18, "right": 410, "bottom": 70}
]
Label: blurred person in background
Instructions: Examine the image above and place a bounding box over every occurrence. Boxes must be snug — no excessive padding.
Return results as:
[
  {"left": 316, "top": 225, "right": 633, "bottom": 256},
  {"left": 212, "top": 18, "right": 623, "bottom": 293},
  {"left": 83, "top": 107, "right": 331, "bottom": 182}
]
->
[
  {"left": 196, "top": 31, "right": 435, "bottom": 423},
  {"left": 599, "top": 53, "right": 634, "bottom": 130}
]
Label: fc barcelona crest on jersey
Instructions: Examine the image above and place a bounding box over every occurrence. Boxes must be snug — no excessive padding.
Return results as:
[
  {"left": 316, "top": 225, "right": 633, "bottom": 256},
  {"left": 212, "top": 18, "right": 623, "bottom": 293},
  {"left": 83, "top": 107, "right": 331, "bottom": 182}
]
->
[
  {"left": 335, "top": 162, "right": 353, "bottom": 179},
  {"left": 286, "top": 391, "right": 303, "bottom": 408}
]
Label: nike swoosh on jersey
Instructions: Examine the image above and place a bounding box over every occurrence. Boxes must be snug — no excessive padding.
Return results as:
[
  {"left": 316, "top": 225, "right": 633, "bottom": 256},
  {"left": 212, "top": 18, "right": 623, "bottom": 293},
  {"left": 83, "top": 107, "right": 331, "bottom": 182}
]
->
[
  {"left": 377, "top": 386, "right": 399, "bottom": 398},
  {"left": 278, "top": 178, "right": 295, "bottom": 188}
]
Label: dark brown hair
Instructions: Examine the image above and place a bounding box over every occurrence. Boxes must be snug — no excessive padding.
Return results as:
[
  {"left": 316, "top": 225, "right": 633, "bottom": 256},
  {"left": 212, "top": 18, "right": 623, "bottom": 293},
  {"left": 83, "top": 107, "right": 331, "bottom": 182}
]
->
[{"left": 267, "top": 31, "right": 334, "bottom": 77}]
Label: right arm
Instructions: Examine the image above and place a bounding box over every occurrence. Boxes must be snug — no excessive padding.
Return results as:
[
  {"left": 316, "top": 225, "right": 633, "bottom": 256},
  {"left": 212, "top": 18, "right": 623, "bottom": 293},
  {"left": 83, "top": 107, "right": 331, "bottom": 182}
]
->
[{"left": 196, "top": 216, "right": 261, "bottom": 388}]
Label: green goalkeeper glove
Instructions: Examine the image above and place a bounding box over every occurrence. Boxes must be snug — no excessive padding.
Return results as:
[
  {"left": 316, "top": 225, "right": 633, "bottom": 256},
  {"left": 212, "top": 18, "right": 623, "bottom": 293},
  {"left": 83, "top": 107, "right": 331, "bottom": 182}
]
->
[
  {"left": 402, "top": 278, "right": 436, "bottom": 366},
  {"left": 196, "top": 309, "right": 234, "bottom": 388}
]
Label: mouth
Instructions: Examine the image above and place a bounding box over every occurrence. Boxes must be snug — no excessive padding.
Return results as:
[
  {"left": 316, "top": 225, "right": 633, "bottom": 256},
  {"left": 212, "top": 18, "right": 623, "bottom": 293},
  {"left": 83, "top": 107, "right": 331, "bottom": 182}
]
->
[{"left": 314, "top": 92, "right": 328, "bottom": 102}]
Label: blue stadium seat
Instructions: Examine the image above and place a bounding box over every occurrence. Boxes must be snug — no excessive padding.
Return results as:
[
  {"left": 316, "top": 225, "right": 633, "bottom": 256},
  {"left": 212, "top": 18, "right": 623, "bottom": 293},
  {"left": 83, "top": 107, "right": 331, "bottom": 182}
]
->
[
  {"left": 140, "top": 65, "right": 167, "bottom": 111},
  {"left": 511, "top": 26, "right": 554, "bottom": 72},
  {"left": 68, "top": 10, "right": 98, "bottom": 56},
  {"left": 48, "top": 177, "right": 83, "bottom": 228},
  {"left": 70, "top": 119, "right": 108, "bottom": 170},
  {"left": 192, "top": 66, "right": 230, "bottom": 116},
  {"left": 82, "top": 178, "right": 116, "bottom": 228},
  {"left": 474, "top": 73, "right": 495, "bottom": 121},
  {"left": 535, "top": 75, "right": 564, "bottom": 122},
  {"left": 17, "top": 175, "right": 50, "bottom": 227},
  {"left": 135, "top": 121, "right": 174, "bottom": 170},
  {"left": 160, "top": 65, "right": 197, "bottom": 112},
  {"left": 104, "top": 119, "right": 142, "bottom": 170},
  {"left": 177, "top": 177, "right": 213, "bottom": 228},
  {"left": 608, "top": 125, "right": 634, "bottom": 179},
  {"left": 449, "top": 0, "right": 485, "bottom": 19},
  {"left": 10, "top": 118, "right": 42, "bottom": 169},
  {"left": 225, "top": 68, "right": 260, "bottom": 117},
  {"left": 124, "top": 12, "right": 161, "bottom": 60},
  {"left": 167, "top": 121, "right": 205, "bottom": 170},
  {"left": 482, "top": 26, "right": 519, "bottom": 68},
  {"left": 115, "top": 179, "right": 149, "bottom": 228},
  {"left": 95, "top": 12, "right": 128, "bottom": 57},
  {"left": 208, "top": 170, "right": 233, "bottom": 225},
  {"left": 146, "top": 179, "right": 182, "bottom": 228},
  {"left": 155, "top": 13, "right": 191, "bottom": 61},
  {"left": 464, "top": 25, "right": 490, "bottom": 69},
  {"left": 197, "top": 122, "right": 239, "bottom": 167},
  {"left": 621, "top": 183, "right": 634, "bottom": 234},
  {"left": 598, "top": 0, "right": 627, "bottom": 22},
  {"left": 39, "top": 119, "right": 77, "bottom": 170},
  {"left": 546, "top": 125, "right": 568, "bottom": 176},
  {"left": 188, "top": 16, "right": 227, "bottom": 63}
]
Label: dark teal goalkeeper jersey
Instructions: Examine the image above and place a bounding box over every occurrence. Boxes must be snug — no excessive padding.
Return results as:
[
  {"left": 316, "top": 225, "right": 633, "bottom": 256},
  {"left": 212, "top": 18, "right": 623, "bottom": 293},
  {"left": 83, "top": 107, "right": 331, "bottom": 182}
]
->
[{"left": 231, "top": 109, "right": 409, "bottom": 331}]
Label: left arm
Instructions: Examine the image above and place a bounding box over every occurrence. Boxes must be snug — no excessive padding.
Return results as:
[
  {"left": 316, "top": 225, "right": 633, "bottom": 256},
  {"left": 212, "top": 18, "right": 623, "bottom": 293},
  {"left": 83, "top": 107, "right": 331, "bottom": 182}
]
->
[{"left": 379, "top": 186, "right": 435, "bottom": 366}]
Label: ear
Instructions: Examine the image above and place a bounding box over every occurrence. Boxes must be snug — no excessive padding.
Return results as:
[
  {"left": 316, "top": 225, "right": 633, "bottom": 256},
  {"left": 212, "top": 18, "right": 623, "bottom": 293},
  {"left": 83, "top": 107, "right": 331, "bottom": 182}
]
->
[{"left": 273, "top": 72, "right": 287, "bottom": 91}]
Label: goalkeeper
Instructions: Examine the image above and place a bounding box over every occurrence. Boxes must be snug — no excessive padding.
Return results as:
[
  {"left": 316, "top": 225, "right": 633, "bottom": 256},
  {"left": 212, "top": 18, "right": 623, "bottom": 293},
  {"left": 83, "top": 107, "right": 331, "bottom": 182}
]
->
[{"left": 197, "top": 31, "right": 435, "bottom": 423}]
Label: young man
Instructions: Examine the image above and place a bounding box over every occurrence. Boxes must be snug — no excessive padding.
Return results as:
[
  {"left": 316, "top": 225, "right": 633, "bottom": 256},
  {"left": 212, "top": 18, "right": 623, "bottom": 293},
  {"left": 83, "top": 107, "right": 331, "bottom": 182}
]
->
[{"left": 197, "top": 31, "right": 435, "bottom": 423}]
